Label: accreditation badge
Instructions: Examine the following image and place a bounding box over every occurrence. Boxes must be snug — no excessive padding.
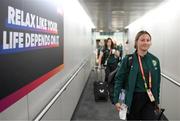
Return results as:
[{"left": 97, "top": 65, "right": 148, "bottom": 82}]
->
[{"left": 147, "top": 89, "right": 155, "bottom": 102}]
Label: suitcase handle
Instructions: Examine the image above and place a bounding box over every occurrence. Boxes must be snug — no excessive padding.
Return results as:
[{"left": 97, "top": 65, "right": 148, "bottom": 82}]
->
[{"left": 94, "top": 66, "right": 105, "bottom": 81}]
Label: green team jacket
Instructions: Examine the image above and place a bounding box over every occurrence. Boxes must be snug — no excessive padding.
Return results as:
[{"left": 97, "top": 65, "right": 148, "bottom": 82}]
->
[{"left": 113, "top": 51, "right": 161, "bottom": 110}]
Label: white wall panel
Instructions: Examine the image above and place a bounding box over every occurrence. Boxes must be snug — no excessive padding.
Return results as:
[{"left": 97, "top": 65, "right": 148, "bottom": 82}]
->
[
  {"left": 161, "top": 77, "right": 180, "bottom": 120},
  {"left": 0, "top": 96, "right": 28, "bottom": 120},
  {"left": 41, "top": 61, "right": 90, "bottom": 120},
  {"left": 28, "top": 72, "right": 67, "bottom": 120}
]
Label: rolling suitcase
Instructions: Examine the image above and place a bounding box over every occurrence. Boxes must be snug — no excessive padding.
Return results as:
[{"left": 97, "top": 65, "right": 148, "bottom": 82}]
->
[{"left": 93, "top": 67, "right": 108, "bottom": 102}]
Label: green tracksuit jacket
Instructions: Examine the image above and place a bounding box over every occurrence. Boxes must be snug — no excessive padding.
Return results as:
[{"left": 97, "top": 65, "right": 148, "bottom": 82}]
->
[{"left": 113, "top": 51, "right": 161, "bottom": 110}]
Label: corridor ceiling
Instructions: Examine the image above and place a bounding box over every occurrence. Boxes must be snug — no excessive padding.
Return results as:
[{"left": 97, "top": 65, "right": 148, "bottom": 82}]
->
[{"left": 79, "top": 0, "right": 165, "bottom": 32}]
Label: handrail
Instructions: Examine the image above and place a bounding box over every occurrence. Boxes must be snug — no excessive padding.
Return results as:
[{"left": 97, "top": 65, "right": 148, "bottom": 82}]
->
[
  {"left": 34, "top": 59, "right": 88, "bottom": 121},
  {"left": 161, "top": 73, "right": 180, "bottom": 87}
]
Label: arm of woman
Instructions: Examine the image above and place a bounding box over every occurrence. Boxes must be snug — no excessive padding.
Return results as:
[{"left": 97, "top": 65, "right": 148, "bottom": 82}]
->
[
  {"left": 98, "top": 51, "right": 103, "bottom": 68},
  {"left": 157, "top": 59, "right": 161, "bottom": 104},
  {"left": 114, "top": 56, "right": 129, "bottom": 110}
]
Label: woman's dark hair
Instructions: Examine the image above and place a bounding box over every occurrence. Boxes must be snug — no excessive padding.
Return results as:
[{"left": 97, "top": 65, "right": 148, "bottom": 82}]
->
[
  {"left": 134, "top": 30, "right": 151, "bottom": 49},
  {"left": 105, "top": 38, "right": 114, "bottom": 49}
]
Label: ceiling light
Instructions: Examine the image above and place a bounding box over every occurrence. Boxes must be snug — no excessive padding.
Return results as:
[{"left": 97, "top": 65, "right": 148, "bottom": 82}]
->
[
  {"left": 112, "top": 10, "right": 125, "bottom": 14},
  {"left": 99, "top": 30, "right": 103, "bottom": 32}
]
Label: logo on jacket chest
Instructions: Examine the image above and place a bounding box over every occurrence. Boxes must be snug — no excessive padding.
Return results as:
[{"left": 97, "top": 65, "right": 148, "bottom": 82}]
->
[{"left": 152, "top": 60, "right": 157, "bottom": 70}]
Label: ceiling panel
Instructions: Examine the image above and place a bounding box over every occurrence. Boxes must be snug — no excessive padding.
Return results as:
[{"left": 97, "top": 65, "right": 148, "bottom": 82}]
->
[{"left": 79, "top": 0, "right": 165, "bottom": 32}]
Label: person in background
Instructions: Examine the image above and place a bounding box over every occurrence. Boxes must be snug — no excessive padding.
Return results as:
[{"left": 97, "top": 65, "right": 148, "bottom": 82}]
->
[
  {"left": 114, "top": 30, "right": 161, "bottom": 120},
  {"left": 124, "top": 40, "right": 130, "bottom": 55},
  {"left": 95, "top": 39, "right": 102, "bottom": 66},
  {"left": 98, "top": 37, "right": 119, "bottom": 104},
  {"left": 116, "top": 43, "right": 123, "bottom": 62}
]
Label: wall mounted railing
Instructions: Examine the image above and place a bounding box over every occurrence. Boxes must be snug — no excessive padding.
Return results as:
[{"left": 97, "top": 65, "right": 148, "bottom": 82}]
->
[
  {"left": 161, "top": 73, "right": 180, "bottom": 87},
  {"left": 34, "top": 59, "right": 89, "bottom": 121}
]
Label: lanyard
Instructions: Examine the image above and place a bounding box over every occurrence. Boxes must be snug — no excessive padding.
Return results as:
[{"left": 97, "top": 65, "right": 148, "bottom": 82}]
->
[{"left": 138, "top": 55, "right": 152, "bottom": 90}]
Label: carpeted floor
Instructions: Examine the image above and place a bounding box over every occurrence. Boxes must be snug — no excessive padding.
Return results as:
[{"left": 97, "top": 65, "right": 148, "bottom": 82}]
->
[{"left": 71, "top": 69, "right": 120, "bottom": 121}]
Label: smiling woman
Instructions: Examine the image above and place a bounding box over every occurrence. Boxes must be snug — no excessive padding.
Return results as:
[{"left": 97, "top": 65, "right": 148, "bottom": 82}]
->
[
  {"left": 114, "top": 30, "right": 161, "bottom": 120},
  {"left": 134, "top": 31, "right": 152, "bottom": 54}
]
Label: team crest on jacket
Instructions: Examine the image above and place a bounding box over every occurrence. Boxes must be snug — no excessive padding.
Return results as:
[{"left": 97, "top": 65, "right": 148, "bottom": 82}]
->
[{"left": 152, "top": 60, "right": 157, "bottom": 67}]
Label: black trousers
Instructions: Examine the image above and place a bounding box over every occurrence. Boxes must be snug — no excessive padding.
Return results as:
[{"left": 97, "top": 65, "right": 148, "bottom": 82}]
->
[
  {"left": 105, "top": 63, "right": 117, "bottom": 82},
  {"left": 127, "top": 92, "right": 157, "bottom": 120},
  {"left": 105, "top": 63, "right": 117, "bottom": 104}
]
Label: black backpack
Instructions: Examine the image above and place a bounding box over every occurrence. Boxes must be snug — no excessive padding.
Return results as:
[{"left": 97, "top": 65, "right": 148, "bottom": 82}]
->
[{"left": 108, "top": 54, "right": 133, "bottom": 84}]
